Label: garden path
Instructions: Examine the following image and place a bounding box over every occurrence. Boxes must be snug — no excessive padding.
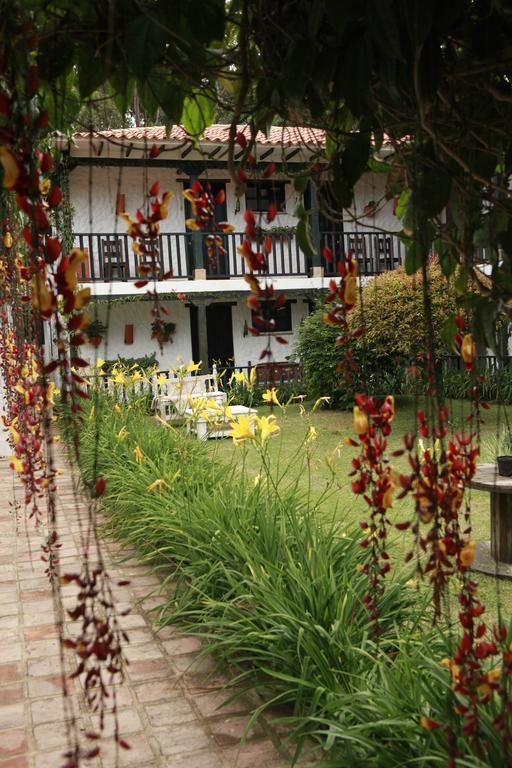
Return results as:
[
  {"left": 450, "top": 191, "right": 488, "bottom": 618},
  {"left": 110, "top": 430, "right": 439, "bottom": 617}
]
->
[{"left": 0, "top": 455, "right": 311, "bottom": 768}]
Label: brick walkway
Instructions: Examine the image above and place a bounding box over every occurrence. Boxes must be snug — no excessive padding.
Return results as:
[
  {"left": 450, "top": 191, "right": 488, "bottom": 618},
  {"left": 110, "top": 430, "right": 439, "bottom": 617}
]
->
[{"left": 0, "top": 457, "right": 315, "bottom": 768}]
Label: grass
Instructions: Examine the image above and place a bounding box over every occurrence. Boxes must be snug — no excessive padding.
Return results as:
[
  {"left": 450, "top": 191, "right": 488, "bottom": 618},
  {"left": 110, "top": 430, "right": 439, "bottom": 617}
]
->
[{"left": 206, "top": 396, "right": 512, "bottom": 622}]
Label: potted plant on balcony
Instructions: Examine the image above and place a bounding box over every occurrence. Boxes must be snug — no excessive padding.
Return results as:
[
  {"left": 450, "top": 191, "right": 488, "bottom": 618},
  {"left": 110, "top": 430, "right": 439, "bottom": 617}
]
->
[
  {"left": 151, "top": 320, "right": 176, "bottom": 345},
  {"left": 85, "top": 319, "right": 107, "bottom": 348},
  {"left": 497, "top": 428, "right": 512, "bottom": 476}
]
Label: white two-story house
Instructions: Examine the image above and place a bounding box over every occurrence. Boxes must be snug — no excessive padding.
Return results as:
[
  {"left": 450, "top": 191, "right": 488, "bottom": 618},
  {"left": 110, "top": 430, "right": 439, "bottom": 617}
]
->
[{"left": 53, "top": 125, "right": 404, "bottom": 375}]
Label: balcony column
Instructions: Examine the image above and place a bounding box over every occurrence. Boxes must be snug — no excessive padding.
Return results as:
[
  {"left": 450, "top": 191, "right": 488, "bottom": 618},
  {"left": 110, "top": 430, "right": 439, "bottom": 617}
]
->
[
  {"left": 196, "top": 301, "right": 209, "bottom": 372},
  {"left": 187, "top": 170, "right": 207, "bottom": 280},
  {"left": 308, "top": 182, "right": 324, "bottom": 278}
]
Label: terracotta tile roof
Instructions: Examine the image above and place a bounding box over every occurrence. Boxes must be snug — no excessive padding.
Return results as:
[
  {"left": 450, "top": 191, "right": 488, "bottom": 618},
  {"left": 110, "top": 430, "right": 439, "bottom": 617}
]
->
[{"left": 73, "top": 124, "right": 325, "bottom": 147}]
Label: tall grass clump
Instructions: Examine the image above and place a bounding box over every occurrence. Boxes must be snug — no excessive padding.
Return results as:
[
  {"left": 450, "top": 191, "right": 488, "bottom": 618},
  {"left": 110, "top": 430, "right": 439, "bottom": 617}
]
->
[{"left": 61, "top": 396, "right": 508, "bottom": 766}]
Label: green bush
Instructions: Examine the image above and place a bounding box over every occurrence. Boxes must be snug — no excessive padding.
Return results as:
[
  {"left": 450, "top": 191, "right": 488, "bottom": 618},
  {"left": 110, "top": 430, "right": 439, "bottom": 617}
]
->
[
  {"left": 349, "top": 262, "right": 458, "bottom": 364},
  {"left": 101, "top": 352, "right": 158, "bottom": 374},
  {"left": 294, "top": 305, "right": 353, "bottom": 407}
]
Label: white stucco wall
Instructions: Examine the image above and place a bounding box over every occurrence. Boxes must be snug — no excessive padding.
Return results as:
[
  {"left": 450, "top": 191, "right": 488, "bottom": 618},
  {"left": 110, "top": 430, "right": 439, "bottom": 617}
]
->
[
  {"left": 81, "top": 296, "right": 308, "bottom": 371},
  {"left": 231, "top": 298, "right": 309, "bottom": 366},
  {"left": 82, "top": 299, "right": 192, "bottom": 371},
  {"left": 346, "top": 172, "right": 401, "bottom": 234},
  {"left": 69, "top": 166, "right": 300, "bottom": 235}
]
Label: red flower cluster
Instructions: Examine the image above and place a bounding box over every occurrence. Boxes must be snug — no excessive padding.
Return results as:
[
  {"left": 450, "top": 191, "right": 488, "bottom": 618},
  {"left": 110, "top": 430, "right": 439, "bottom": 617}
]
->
[
  {"left": 183, "top": 180, "right": 234, "bottom": 270},
  {"left": 120, "top": 184, "right": 173, "bottom": 348},
  {"left": 348, "top": 392, "right": 397, "bottom": 627},
  {"left": 324, "top": 249, "right": 363, "bottom": 385}
]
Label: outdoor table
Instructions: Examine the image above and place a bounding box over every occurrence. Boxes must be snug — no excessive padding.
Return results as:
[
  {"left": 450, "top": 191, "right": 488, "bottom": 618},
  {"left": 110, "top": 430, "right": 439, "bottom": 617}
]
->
[
  {"left": 469, "top": 463, "right": 512, "bottom": 578},
  {"left": 185, "top": 404, "right": 257, "bottom": 440}
]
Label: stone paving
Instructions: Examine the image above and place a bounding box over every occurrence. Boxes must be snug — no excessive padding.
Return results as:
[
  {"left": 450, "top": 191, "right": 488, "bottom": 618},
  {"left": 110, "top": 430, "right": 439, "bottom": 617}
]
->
[{"left": 0, "top": 457, "right": 315, "bottom": 768}]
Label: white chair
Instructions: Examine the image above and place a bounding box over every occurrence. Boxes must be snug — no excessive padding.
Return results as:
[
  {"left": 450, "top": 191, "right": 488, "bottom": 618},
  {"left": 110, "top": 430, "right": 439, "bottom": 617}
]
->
[{"left": 152, "top": 364, "right": 226, "bottom": 422}]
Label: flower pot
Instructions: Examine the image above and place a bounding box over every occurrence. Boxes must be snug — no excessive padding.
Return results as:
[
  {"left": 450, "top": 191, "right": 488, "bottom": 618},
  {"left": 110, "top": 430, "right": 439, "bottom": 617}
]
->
[
  {"left": 88, "top": 335, "right": 102, "bottom": 348},
  {"left": 497, "top": 455, "right": 512, "bottom": 477}
]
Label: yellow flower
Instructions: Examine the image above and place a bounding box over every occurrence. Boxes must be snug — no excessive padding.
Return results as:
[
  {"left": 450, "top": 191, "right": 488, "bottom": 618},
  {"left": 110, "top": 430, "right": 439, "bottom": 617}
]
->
[
  {"left": 147, "top": 478, "right": 165, "bottom": 494},
  {"left": 312, "top": 396, "right": 331, "bottom": 412},
  {"left": 117, "top": 426, "right": 128, "bottom": 441},
  {"left": 96, "top": 358, "right": 105, "bottom": 369},
  {"left": 110, "top": 371, "right": 127, "bottom": 385},
  {"left": 460, "top": 540, "right": 475, "bottom": 568},
  {"left": 0, "top": 147, "right": 19, "bottom": 189},
  {"left": 229, "top": 414, "right": 256, "bottom": 443},
  {"left": 157, "top": 373, "right": 168, "bottom": 386},
  {"left": 187, "top": 360, "right": 201, "bottom": 373},
  {"left": 9, "top": 455, "right": 23, "bottom": 473},
  {"left": 131, "top": 370, "right": 143, "bottom": 382},
  {"left": 3, "top": 232, "right": 12, "bottom": 249},
  {"left": 249, "top": 367, "right": 257, "bottom": 385},
  {"left": 461, "top": 334, "right": 476, "bottom": 366},
  {"left": 230, "top": 371, "right": 248, "bottom": 385},
  {"left": 257, "top": 415, "right": 280, "bottom": 441},
  {"left": 306, "top": 425, "right": 318, "bottom": 442},
  {"left": 343, "top": 275, "right": 358, "bottom": 306},
  {"left": 262, "top": 387, "right": 280, "bottom": 406},
  {"left": 114, "top": 404, "right": 122, "bottom": 414},
  {"left": 133, "top": 446, "right": 143, "bottom": 464},
  {"left": 353, "top": 406, "right": 369, "bottom": 436}
]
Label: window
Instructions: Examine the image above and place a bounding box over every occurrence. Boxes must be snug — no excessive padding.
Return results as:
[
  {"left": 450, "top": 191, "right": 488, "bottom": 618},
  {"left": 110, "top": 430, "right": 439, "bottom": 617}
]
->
[
  {"left": 245, "top": 181, "right": 286, "bottom": 213},
  {"left": 251, "top": 299, "right": 293, "bottom": 334}
]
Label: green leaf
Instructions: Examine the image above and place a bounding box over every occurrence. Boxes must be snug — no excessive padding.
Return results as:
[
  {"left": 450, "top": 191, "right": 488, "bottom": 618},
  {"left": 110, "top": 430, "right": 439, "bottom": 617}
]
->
[
  {"left": 342, "top": 131, "right": 371, "bottom": 187},
  {"left": 440, "top": 315, "right": 458, "bottom": 351},
  {"left": 395, "top": 190, "right": 410, "bottom": 220},
  {"left": 77, "top": 46, "right": 110, "bottom": 99},
  {"left": 404, "top": 240, "right": 423, "bottom": 275},
  {"left": 125, "top": 14, "right": 167, "bottom": 80},
  {"left": 296, "top": 219, "right": 316, "bottom": 261},
  {"left": 434, "top": 240, "right": 457, "bottom": 278},
  {"left": 182, "top": 93, "right": 215, "bottom": 138},
  {"left": 293, "top": 175, "right": 309, "bottom": 194}
]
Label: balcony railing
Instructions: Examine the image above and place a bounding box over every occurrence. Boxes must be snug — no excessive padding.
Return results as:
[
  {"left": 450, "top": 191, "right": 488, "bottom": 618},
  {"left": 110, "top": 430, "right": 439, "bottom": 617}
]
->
[{"left": 72, "top": 230, "right": 405, "bottom": 282}]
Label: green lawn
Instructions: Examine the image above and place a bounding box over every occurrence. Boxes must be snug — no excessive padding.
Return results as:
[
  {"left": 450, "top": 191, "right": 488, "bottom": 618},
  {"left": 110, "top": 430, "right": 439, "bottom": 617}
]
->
[{"left": 206, "top": 396, "right": 512, "bottom": 622}]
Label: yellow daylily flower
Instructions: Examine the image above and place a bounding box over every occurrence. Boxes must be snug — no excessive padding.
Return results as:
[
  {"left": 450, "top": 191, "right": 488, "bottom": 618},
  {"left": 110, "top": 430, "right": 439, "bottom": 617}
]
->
[
  {"left": 96, "top": 358, "right": 105, "bottom": 369},
  {"left": 131, "top": 370, "right": 143, "bottom": 382},
  {"left": 230, "top": 371, "right": 248, "bottom": 385},
  {"left": 229, "top": 414, "right": 256, "bottom": 444},
  {"left": 133, "top": 446, "right": 143, "bottom": 464},
  {"left": 257, "top": 415, "right": 280, "bottom": 442},
  {"left": 147, "top": 478, "right": 165, "bottom": 494},
  {"left": 312, "top": 396, "right": 331, "bottom": 412},
  {"left": 157, "top": 373, "right": 168, "bottom": 386},
  {"left": 110, "top": 371, "right": 127, "bottom": 385},
  {"left": 307, "top": 425, "right": 318, "bottom": 442},
  {"left": 117, "top": 426, "right": 128, "bottom": 441},
  {"left": 187, "top": 360, "right": 201, "bottom": 373},
  {"left": 262, "top": 387, "right": 280, "bottom": 406},
  {"left": 114, "top": 404, "right": 122, "bottom": 414},
  {"left": 249, "top": 367, "right": 257, "bottom": 385}
]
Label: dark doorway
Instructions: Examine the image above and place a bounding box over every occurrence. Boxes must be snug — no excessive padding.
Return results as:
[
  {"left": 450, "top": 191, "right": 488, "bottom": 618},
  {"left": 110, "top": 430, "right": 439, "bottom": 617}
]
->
[
  {"left": 206, "top": 303, "right": 234, "bottom": 368},
  {"left": 184, "top": 181, "right": 229, "bottom": 277}
]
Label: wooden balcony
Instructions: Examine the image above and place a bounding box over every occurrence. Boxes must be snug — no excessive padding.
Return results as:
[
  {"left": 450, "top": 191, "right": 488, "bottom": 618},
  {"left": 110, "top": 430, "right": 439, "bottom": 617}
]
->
[{"left": 72, "top": 231, "right": 405, "bottom": 282}]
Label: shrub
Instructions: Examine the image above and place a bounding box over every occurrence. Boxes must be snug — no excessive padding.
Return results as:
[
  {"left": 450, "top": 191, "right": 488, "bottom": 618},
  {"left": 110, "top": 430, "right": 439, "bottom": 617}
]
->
[
  {"left": 349, "top": 262, "right": 458, "bottom": 365},
  {"left": 294, "top": 304, "right": 353, "bottom": 407}
]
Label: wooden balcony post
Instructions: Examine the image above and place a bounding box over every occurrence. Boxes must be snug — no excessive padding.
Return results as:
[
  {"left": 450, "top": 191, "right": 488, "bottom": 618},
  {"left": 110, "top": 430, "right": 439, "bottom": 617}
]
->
[{"left": 308, "top": 182, "right": 323, "bottom": 277}]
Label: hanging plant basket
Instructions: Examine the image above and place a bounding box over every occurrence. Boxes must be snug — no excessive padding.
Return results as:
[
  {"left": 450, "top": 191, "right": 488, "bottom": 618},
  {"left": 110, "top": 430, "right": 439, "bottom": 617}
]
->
[{"left": 151, "top": 321, "right": 176, "bottom": 344}]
